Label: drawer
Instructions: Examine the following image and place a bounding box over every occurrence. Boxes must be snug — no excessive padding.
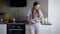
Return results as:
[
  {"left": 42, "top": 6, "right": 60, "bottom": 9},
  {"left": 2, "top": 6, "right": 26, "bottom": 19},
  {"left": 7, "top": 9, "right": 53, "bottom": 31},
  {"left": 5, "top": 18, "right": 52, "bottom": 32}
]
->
[{"left": 7, "top": 24, "right": 25, "bottom": 29}]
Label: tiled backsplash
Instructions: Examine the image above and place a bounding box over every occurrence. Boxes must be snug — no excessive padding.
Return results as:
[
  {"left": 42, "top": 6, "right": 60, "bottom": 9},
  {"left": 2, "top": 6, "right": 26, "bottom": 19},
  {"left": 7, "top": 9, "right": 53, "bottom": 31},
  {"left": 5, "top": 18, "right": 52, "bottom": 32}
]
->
[{"left": 0, "top": 0, "right": 48, "bottom": 21}]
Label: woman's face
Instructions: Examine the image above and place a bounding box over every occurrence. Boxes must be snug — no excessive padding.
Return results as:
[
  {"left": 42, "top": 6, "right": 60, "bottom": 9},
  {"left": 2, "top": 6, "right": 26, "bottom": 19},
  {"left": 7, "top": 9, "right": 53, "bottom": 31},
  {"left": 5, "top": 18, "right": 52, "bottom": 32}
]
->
[{"left": 34, "top": 5, "right": 40, "bottom": 10}]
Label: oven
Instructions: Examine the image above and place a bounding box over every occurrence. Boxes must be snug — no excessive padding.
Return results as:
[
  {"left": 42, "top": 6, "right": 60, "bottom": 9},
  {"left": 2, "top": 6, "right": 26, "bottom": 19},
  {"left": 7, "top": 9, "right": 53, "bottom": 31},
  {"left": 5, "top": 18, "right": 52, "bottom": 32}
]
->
[{"left": 7, "top": 24, "right": 25, "bottom": 34}]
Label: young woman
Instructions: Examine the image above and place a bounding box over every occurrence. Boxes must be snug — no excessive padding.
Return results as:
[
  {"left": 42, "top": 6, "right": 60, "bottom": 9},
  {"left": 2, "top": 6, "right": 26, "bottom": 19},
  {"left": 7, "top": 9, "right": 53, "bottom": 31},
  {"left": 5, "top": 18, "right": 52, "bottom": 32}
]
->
[{"left": 27, "top": 1, "right": 44, "bottom": 34}]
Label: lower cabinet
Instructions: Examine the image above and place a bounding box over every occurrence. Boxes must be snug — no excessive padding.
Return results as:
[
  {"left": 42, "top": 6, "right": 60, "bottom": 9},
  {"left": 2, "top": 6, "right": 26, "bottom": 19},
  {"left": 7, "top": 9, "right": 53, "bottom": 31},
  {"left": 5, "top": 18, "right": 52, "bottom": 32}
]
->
[
  {"left": 40, "top": 25, "right": 51, "bottom": 34},
  {"left": 26, "top": 25, "right": 51, "bottom": 34},
  {"left": 0, "top": 24, "right": 51, "bottom": 34},
  {"left": 0, "top": 24, "right": 7, "bottom": 34}
]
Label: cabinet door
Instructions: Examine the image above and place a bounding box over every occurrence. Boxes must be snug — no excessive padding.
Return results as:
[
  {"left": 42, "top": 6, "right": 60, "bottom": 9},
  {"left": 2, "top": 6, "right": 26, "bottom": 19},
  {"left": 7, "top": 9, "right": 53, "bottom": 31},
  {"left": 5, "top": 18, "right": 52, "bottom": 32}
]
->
[
  {"left": 40, "top": 25, "right": 51, "bottom": 34},
  {"left": 0, "top": 24, "right": 7, "bottom": 34}
]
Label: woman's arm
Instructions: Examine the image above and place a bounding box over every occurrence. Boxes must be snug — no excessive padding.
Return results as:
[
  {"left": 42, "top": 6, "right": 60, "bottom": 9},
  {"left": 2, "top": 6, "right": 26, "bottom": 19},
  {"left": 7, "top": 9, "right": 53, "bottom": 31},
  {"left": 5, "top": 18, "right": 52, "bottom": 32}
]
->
[
  {"left": 39, "top": 10, "right": 44, "bottom": 18},
  {"left": 26, "top": 10, "right": 32, "bottom": 22},
  {"left": 39, "top": 10, "right": 44, "bottom": 23}
]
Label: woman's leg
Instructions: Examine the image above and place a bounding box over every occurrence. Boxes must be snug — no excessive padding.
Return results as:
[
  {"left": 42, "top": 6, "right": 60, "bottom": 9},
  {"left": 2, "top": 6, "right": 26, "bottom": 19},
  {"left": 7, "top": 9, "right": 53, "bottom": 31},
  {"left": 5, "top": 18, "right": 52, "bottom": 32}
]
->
[
  {"left": 35, "top": 30, "right": 39, "bottom": 34},
  {"left": 30, "top": 30, "right": 35, "bottom": 34},
  {"left": 29, "top": 24, "right": 35, "bottom": 34},
  {"left": 35, "top": 28, "right": 40, "bottom": 34},
  {"left": 35, "top": 23, "right": 41, "bottom": 34}
]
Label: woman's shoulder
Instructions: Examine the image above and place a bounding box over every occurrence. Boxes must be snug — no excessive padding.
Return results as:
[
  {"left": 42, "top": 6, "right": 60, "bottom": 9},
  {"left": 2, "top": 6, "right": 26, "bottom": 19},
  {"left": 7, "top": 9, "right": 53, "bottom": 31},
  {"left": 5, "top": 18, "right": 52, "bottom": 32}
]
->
[
  {"left": 39, "top": 10, "right": 41, "bottom": 11},
  {"left": 39, "top": 10, "right": 42, "bottom": 13}
]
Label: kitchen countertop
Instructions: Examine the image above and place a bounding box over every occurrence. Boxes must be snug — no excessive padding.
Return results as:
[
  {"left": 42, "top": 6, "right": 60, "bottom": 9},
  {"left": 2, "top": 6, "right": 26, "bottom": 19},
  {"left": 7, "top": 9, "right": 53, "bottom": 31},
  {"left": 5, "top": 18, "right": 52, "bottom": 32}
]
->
[{"left": 0, "top": 22, "right": 52, "bottom": 25}]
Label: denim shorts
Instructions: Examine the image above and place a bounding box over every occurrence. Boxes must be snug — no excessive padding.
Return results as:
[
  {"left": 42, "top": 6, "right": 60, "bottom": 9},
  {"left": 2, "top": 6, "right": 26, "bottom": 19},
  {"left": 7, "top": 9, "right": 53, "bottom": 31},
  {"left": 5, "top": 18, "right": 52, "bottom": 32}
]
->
[{"left": 28, "top": 22, "right": 41, "bottom": 33}]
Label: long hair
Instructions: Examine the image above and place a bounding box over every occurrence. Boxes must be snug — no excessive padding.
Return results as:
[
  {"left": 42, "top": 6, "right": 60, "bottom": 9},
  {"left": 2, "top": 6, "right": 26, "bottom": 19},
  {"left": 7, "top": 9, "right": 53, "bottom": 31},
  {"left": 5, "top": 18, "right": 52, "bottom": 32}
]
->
[{"left": 32, "top": 1, "right": 40, "bottom": 18}]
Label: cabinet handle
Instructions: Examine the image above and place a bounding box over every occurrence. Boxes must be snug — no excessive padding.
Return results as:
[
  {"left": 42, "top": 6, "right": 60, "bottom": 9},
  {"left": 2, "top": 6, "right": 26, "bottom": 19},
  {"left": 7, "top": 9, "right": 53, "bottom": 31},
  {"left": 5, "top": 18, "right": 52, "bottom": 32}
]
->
[{"left": 8, "top": 29, "right": 23, "bottom": 30}]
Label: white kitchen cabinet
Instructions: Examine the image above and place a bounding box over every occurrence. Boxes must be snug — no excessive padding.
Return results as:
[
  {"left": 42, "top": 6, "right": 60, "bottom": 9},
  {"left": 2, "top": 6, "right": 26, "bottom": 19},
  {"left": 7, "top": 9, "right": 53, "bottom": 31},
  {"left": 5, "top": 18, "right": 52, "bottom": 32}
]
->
[
  {"left": 0, "top": 24, "right": 7, "bottom": 34},
  {"left": 26, "top": 25, "right": 30, "bottom": 34},
  {"left": 40, "top": 25, "right": 51, "bottom": 34},
  {"left": 26, "top": 25, "right": 51, "bottom": 34}
]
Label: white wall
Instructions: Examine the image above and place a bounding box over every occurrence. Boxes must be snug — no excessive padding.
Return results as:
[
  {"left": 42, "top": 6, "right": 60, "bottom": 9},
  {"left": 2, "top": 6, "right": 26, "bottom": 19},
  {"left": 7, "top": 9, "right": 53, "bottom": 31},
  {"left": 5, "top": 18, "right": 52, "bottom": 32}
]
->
[{"left": 48, "top": 0, "right": 60, "bottom": 34}]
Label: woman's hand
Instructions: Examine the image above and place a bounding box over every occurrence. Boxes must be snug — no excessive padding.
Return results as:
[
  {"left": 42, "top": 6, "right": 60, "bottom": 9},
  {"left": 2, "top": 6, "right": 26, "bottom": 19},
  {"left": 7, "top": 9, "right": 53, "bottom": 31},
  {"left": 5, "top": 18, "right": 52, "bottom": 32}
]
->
[
  {"left": 31, "top": 19, "right": 40, "bottom": 23},
  {"left": 30, "top": 19, "right": 35, "bottom": 23}
]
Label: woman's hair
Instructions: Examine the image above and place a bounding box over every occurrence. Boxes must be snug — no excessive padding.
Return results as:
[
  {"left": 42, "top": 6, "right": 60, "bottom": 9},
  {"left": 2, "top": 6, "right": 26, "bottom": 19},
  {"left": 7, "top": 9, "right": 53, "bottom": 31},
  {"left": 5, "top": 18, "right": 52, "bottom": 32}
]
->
[
  {"left": 32, "top": 1, "right": 40, "bottom": 18},
  {"left": 33, "top": 1, "right": 39, "bottom": 7}
]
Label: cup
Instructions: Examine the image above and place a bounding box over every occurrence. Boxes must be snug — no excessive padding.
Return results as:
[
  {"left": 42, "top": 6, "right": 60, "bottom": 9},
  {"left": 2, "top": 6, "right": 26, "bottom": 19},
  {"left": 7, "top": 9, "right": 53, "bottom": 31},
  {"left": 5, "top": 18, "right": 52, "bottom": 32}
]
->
[
  {"left": 1, "top": 18, "right": 3, "bottom": 22},
  {"left": 13, "top": 18, "right": 15, "bottom": 23},
  {"left": 44, "top": 18, "right": 48, "bottom": 23}
]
